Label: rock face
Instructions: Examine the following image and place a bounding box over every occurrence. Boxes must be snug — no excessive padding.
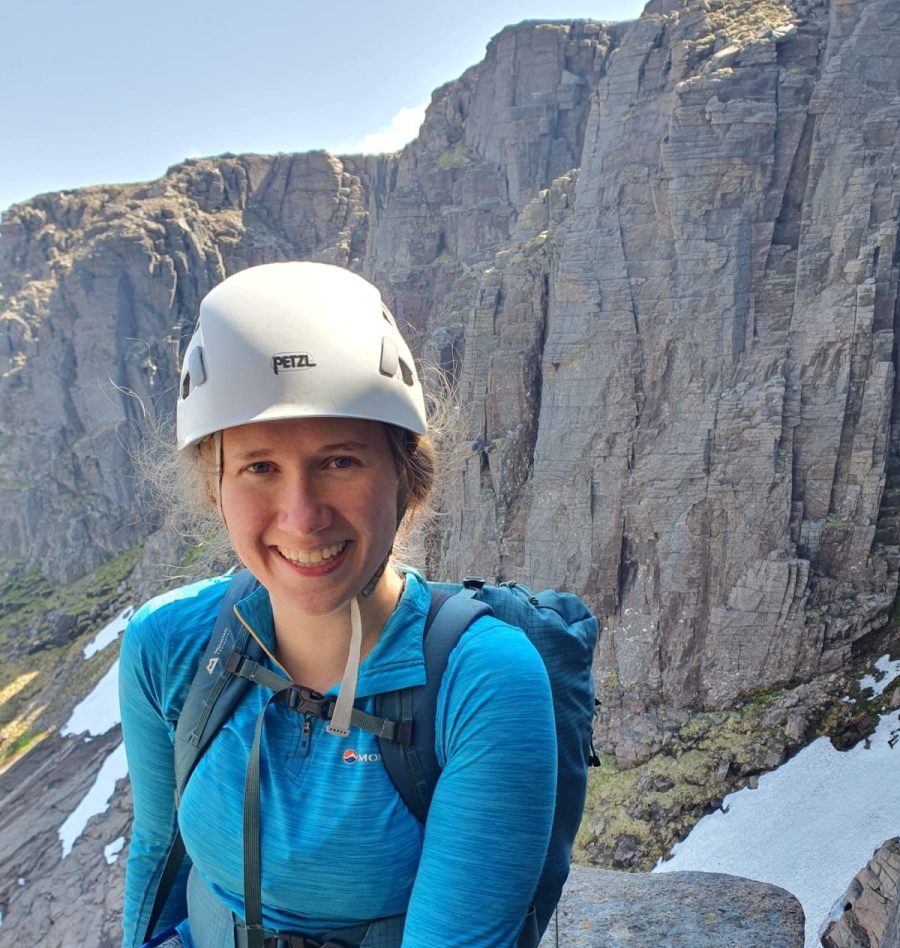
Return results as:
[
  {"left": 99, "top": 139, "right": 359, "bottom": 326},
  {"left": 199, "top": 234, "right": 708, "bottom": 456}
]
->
[
  {"left": 822, "top": 837, "right": 900, "bottom": 948},
  {"left": 0, "top": 730, "right": 128, "bottom": 947},
  {"left": 3, "top": 1, "right": 900, "bottom": 763},
  {"left": 1, "top": 0, "right": 900, "bottom": 942},
  {"left": 543, "top": 865, "right": 806, "bottom": 946}
]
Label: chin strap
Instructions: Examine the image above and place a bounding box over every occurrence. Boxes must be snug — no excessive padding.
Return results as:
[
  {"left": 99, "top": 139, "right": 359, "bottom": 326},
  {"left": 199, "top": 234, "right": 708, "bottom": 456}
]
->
[
  {"left": 213, "top": 430, "right": 226, "bottom": 522},
  {"left": 325, "top": 596, "right": 363, "bottom": 738},
  {"left": 359, "top": 550, "right": 390, "bottom": 598}
]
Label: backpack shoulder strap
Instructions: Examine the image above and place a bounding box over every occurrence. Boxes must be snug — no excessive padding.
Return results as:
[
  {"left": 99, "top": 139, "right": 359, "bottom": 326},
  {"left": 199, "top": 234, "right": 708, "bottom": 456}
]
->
[
  {"left": 143, "top": 568, "right": 259, "bottom": 943},
  {"left": 376, "top": 583, "right": 491, "bottom": 823},
  {"left": 173, "top": 568, "right": 261, "bottom": 799}
]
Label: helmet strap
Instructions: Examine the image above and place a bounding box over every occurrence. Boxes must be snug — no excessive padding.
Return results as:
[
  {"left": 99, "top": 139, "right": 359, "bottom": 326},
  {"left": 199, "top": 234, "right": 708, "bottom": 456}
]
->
[
  {"left": 359, "top": 549, "right": 392, "bottom": 598},
  {"left": 213, "top": 430, "right": 226, "bottom": 523}
]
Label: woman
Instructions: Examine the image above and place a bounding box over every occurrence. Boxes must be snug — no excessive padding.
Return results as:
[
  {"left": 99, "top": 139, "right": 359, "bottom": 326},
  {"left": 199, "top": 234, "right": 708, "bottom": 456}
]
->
[{"left": 120, "top": 262, "right": 557, "bottom": 948}]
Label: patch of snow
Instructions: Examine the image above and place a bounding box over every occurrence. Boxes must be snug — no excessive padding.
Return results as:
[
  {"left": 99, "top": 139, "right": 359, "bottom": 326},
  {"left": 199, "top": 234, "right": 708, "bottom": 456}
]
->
[
  {"left": 83, "top": 606, "right": 133, "bottom": 658},
  {"left": 859, "top": 653, "right": 900, "bottom": 696},
  {"left": 16, "top": 878, "right": 25, "bottom": 887},
  {"left": 104, "top": 835, "right": 126, "bottom": 864},
  {"left": 654, "top": 710, "right": 900, "bottom": 948},
  {"left": 58, "top": 742, "right": 128, "bottom": 857},
  {"left": 61, "top": 660, "right": 120, "bottom": 737}
]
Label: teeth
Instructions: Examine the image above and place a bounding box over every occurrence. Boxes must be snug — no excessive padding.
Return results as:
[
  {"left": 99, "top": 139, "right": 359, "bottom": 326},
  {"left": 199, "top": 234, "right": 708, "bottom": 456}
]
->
[{"left": 278, "top": 541, "right": 347, "bottom": 565}]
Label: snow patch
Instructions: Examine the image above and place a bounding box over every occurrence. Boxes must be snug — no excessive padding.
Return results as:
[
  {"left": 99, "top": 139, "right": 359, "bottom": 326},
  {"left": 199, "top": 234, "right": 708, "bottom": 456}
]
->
[
  {"left": 58, "top": 742, "right": 128, "bottom": 857},
  {"left": 61, "top": 660, "right": 120, "bottom": 737},
  {"left": 83, "top": 606, "right": 133, "bottom": 658},
  {"left": 859, "top": 653, "right": 900, "bottom": 696},
  {"left": 654, "top": 710, "right": 900, "bottom": 947}
]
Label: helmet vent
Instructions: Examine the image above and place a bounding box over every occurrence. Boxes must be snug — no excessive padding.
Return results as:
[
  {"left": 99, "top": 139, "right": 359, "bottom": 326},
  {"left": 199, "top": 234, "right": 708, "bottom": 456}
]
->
[
  {"left": 181, "top": 345, "right": 207, "bottom": 399},
  {"left": 380, "top": 337, "right": 400, "bottom": 377},
  {"left": 381, "top": 304, "right": 398, "bottom": 330},
  {"left": 398, "top": 357, "right": 414, "bottom": 387}
]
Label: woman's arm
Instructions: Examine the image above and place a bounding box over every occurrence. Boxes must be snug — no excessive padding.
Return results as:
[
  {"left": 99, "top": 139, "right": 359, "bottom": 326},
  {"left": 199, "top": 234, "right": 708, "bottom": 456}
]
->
[
  {"left": 402, "top": 618, "right": 557, "bottom": 947},
  {"left": 119, "top": 601, "right": 191, "bottom": 947}
]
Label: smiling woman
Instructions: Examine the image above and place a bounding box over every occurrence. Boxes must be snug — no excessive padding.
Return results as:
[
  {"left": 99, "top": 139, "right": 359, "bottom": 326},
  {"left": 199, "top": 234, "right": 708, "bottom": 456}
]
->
[{"left": 119, "top": 262, "right": 557, "bottom": 948}]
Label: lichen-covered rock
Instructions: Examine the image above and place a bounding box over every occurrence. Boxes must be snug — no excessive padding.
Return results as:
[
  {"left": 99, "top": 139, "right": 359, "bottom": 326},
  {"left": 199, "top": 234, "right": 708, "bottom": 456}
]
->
[
  {"left": 543, "top": 865, "right": 805, "bottom": 946},
  {"left": 821, "top": 837, "right": 900, "bottom": 948}
]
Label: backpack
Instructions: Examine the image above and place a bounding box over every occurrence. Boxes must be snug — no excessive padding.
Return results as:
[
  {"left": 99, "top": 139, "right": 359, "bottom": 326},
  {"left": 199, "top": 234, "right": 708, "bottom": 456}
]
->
[{"left": 143, "top": 571, "right": 598, "bottom": 948}]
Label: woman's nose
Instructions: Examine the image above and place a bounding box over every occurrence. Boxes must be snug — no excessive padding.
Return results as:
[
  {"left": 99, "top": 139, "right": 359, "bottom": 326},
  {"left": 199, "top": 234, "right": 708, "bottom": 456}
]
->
[{"left": 279, "top": 475, "right": 333, "bottom": 534}]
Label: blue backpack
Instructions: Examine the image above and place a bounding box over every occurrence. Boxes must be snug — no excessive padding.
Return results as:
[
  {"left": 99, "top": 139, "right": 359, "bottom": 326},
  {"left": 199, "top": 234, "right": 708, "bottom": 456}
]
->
[{"left": 143, "top": 572, "right": 599, "bottom": 948}]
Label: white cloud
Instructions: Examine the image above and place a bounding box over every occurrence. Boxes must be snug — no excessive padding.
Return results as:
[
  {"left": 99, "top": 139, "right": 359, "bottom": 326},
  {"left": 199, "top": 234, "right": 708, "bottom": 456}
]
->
[{"left": 342, "top": 103, "right": 428, "bottom": 155}]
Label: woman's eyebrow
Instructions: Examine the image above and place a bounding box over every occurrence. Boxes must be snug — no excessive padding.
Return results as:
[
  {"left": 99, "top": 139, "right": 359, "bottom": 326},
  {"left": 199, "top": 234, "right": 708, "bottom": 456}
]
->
[
  {"left": 231, "top": 448, "right": 272, "bottom": 461},
  {"left": 318, "top": 441, "right": 371, "bottom": 452},
  {"left": 234, "top": 441, "right": 371, "bottom": 458}
]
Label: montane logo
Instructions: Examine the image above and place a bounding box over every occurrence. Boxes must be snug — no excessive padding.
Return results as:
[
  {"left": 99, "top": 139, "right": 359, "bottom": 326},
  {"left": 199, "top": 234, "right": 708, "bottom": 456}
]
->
[
  {"left": 206, "top": 629, "right": 231, "bottom": 675},
  {"left": 272, "top": 352, "right": 317, "bottom": 374},
  {"left": 342, "top": 749, "right": 382, "bottom": 764}
]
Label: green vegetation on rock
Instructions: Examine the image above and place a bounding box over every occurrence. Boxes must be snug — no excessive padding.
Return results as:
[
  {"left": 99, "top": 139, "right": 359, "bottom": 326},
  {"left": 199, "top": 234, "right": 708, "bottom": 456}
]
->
[
  {"left": 574, "top": 630, "right": 900, "bottom": 872},
  {"left": 435, "top": 142, "right": 476, "bottom": 172},
  {"left": 0, "top": 542, "right": 145, "bottom": 761}
]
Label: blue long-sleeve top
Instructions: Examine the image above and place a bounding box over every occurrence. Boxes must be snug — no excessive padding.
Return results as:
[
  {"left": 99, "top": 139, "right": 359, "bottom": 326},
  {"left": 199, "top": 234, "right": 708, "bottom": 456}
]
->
[{"left": 119, "top": 568, "right": 557, "bottom": 947}]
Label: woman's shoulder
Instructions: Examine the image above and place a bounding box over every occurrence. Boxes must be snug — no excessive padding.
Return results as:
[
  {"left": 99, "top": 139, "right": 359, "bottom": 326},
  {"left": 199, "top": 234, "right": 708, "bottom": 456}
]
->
[
  {"left": 128, "top": 574, "right": 234, "bottom": 643},
  {"left": 444, "top": 610, "right": 551, "bottom": 698},
  {"left": 121, "top": 574, "right": 238, "bottom": 698}
]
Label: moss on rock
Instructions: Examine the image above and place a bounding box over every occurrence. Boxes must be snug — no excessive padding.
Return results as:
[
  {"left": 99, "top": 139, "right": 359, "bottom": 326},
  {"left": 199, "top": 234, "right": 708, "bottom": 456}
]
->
[{"left": 0, "top": 542, "right": 144, "bottom": 761}]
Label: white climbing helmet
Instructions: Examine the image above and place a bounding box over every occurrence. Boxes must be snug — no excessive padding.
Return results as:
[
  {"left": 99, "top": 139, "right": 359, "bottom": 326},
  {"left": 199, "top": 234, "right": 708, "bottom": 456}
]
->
[{"left": 176, "top": 261, "right": 428, "bottom": 449}]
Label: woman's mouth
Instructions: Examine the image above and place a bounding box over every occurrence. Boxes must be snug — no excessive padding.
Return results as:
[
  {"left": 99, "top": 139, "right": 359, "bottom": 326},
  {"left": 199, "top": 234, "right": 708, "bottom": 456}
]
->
[{"left": 276, "top": 540, "right": 348, "bottom": 567}]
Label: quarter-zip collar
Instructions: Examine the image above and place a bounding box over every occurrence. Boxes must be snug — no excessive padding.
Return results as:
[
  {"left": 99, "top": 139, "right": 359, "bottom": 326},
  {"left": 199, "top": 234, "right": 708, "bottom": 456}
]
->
[{"left": 231, "top": 567, "right": 429, "bottom": 698}]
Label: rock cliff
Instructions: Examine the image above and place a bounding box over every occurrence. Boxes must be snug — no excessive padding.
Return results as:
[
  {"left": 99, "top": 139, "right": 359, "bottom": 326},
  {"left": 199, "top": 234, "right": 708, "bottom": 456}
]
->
[
  {"left": 1, "top": 0, "right": 899, "bottom": 942},
  {"left": 3, "top": 0, "right": 899, "bottom": 751},
  {"left": 822, "top": 837, "right": 900, "bottom": 948}
]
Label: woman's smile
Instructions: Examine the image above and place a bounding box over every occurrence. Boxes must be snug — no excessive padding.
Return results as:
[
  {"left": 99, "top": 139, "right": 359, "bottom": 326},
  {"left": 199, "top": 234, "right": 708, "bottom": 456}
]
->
[{"left": 276, "top": 540, "right": 349, "bottom": 567}]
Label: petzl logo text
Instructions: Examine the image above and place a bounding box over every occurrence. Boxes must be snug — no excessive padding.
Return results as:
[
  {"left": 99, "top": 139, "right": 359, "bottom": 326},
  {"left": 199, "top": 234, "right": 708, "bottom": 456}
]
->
[
  {"left": 342, "top": 749, "right": 382, "bottom": 764},
  {"left": 272, "top": 352, "right": 317, "bottom": 374}
]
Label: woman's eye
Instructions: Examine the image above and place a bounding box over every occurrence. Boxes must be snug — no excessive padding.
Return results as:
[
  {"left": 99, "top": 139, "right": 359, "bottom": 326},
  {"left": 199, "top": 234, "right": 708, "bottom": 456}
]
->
[
  {"left": 330, "top": 456, "right": 354, "bottom": 470},
  {"left": 247, "top": 461, "right": 274, "bottom": 474}
]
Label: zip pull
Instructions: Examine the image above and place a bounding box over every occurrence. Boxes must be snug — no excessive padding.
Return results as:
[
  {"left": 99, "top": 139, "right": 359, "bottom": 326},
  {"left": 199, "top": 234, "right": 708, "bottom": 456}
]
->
[{"left": 298, "top": 713, "right": 314, "bottom": 757}]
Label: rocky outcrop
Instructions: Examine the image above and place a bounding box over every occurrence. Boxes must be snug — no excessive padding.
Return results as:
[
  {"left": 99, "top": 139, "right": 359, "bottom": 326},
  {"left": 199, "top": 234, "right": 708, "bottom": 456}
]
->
[
  {"left": 0, "top": 730, "right": 128, "bottom": 947},
  {"left": 543, "top": 865, "right": 805, "bottom": 946},
  {"left": 822, "top": 837, "right": 900, "bottom": 948}
]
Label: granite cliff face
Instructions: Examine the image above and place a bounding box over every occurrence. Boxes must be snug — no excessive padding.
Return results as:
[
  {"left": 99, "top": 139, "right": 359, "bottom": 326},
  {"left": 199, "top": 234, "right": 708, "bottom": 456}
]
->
[
  {"left": 1, "top": 0, "right": 899, "bottom": 941},
  {"left": 4, "top": 0, "right": 899, "bottom": 750}
]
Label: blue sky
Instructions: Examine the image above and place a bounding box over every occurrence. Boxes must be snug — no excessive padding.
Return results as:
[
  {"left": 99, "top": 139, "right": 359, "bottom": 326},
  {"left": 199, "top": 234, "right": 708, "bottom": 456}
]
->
[{"left": 2, "top": 0, "right": 645, "bottom": 214}]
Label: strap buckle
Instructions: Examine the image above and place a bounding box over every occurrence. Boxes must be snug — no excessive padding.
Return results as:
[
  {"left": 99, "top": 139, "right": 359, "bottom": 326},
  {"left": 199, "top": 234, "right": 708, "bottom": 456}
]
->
[
  {"left": 284, "top": 685, "right": 335, "bottom": 719},
  {"left": 225, "top": 650, "right": 247, "bottom": 676}
]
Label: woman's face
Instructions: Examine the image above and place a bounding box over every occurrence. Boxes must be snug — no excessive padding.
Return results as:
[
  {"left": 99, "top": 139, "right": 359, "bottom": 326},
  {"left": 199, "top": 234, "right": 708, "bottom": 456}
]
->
[{"left": 219, "top": 416, "right": 400, "bottom": 619}]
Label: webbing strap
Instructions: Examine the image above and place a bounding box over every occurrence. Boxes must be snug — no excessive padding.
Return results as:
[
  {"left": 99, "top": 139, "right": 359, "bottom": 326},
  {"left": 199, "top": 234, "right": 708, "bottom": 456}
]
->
[
  {"left": 244, "top": 689, "right": 284, "bottom": 948},
  {"left": 229, "top": 654, "right": 406, "bottom": 743}
]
